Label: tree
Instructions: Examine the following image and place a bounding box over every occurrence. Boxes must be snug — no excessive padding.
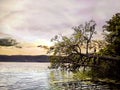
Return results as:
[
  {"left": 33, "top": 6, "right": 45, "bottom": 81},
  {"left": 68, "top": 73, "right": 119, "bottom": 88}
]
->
[
  {"left": 94, "top": 13, "right": 120, "bottom": 80},
  {"left": 103, "top": 13, "right": 120, "bottom": 56},
  {"left": 73, "top": 20, "right": 96, "bottom": 55},
  {"left": 49, "top": 20, "right": 96, "bottom": 55},
  {"left": 0, "top": 37, "right": 18, "bottom": 46},
  {"left": 48, "top": 20, "right": 97, "bottom": 70}
]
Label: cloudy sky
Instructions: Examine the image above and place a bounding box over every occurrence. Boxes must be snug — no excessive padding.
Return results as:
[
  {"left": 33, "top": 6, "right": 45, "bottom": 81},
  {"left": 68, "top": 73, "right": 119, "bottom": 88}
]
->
[{"left": 0, "top": 0, "right": 120, "bottom": 46}]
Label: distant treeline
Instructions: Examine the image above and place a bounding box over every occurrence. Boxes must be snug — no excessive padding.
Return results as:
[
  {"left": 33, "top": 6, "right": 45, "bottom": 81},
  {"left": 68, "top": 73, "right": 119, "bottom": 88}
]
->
[{"left": 0, "top": 55, "right": 50, "bottom": 62}]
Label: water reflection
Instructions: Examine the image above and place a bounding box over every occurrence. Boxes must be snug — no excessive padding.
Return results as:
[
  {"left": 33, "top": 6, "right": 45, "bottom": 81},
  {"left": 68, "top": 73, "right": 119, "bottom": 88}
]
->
[
  {"left": 50, "top": 69, "right": 73, "bottom": 83},
  {"left": 0, "top": 62, "right": 120, "bottom": 90},
  {"left": 49, "top": 69, "right": 111, "bottom": 90}
]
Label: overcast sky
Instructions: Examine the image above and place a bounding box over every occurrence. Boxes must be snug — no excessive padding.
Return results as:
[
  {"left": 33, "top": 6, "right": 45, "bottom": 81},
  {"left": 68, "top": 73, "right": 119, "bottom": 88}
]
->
[{"left": 0, "top": 0, "right": 120, "bottom": 46}]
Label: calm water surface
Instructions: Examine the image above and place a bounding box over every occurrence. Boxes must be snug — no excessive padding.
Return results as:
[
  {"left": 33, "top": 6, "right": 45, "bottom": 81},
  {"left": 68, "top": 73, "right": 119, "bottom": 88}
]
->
[{"left": 0, "top": 62, "right": 119, "bottom": 90}]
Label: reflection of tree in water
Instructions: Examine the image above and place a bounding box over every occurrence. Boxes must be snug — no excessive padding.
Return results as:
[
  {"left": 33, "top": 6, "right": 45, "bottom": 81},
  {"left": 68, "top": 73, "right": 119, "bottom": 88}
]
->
[
  {"left": 50, "top": 69, "right": 73, "bottom": 83},
  {"left": 49, "top": 69, "right": 120, "bottom": 90}
]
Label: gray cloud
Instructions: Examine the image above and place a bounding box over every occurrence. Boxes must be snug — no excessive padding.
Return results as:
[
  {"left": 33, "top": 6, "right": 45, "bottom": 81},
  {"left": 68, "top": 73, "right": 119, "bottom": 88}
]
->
[{"left": 0, "top": 0, "right": 120, "bottom": 43}]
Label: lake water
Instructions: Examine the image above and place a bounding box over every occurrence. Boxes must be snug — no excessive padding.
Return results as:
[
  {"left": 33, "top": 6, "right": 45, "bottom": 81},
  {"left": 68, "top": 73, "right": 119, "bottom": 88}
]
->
[{"left": 0, "top": 62, "right": 119, "bottom": 90}]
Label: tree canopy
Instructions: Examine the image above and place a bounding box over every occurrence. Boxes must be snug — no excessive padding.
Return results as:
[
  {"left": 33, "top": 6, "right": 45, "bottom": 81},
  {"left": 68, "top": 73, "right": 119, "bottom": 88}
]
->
[
  {"left": 49, "top": 14, "right": 120, "bottom": 80},
  {"left": 49, "top": 20, "right": 96, "bottom": 55},
  {"left": 48, "top": 20, "right": 98, "bottom": 70},
  {"left": 103, "top": 13, "right": 120, "bottom": 56}
]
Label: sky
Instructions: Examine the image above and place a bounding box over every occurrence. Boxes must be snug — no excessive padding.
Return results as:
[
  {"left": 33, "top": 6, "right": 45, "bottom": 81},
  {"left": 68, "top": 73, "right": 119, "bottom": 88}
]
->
[{"left": 0, "top": 0, "right": 120, "bottom": 55}]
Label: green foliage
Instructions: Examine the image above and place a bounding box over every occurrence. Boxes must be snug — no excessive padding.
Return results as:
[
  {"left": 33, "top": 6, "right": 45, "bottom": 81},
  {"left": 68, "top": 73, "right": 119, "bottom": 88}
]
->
[
  {"left": 73, "top": 70, "right": 91, "bottom": 80},
  {"left": 93, "top": 59, "right": 120, "bottom": 80},
  {"left": 73, "top": 20, "right": 96, "bottom": 54},
  {"left": 49, "top": 15, "right": 120, "bottom": 81},
  {"left": 49, "top": 20, "right": 96, "bottom": 56},
  {"left": 103, "top": 13, "right": 120, "bottom": 56},
  {"left": 50, "top": 56, "right": 62, "bottom": 68},
  {"left": 48, "top": 20, "right": 97, "bottom": 70},
  {"left": 48, "top": 14, "right": 120, "bottom": 82},
  {"left": 93, "top": 13, "right": 120, "bottom": 81},
  {"left": 0, "top": 37, "right": 17, "bottom": 46}
]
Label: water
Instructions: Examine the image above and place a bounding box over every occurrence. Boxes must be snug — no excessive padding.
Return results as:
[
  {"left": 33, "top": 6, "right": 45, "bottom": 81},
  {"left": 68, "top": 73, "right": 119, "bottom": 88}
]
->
[{"left": 0, "top": 62, "right": 119, "bottom": 90}]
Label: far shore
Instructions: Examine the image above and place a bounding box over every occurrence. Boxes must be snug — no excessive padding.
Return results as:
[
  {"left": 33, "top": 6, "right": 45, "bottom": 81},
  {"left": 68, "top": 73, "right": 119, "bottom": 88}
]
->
[{"left": 0, "top": 55, "right": 50, "bottom": 62}]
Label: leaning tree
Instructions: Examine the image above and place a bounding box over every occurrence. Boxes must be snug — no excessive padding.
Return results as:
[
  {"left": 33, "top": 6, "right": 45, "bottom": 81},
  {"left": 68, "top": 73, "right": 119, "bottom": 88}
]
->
[{"left": 48, "top": 20, "right": 97, "bottom": 70}]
